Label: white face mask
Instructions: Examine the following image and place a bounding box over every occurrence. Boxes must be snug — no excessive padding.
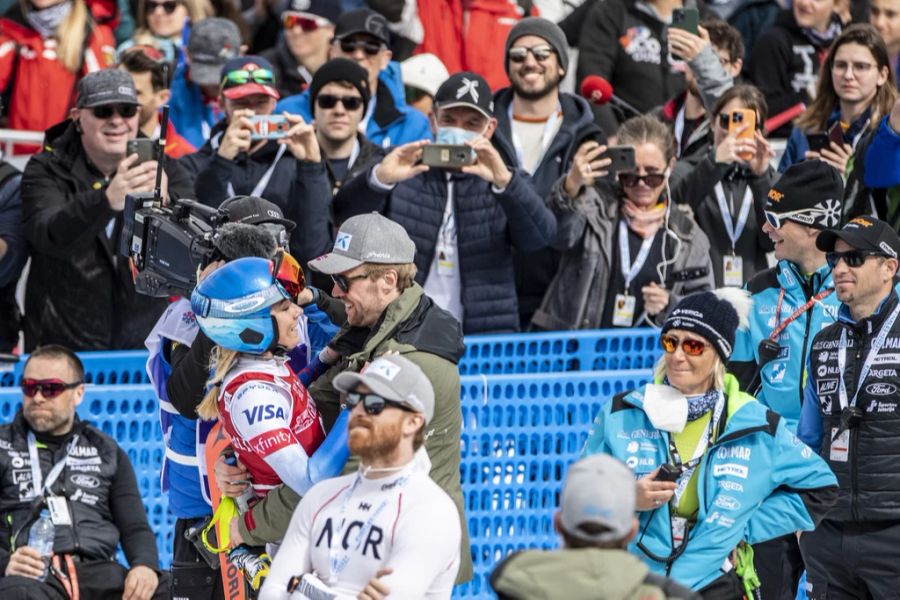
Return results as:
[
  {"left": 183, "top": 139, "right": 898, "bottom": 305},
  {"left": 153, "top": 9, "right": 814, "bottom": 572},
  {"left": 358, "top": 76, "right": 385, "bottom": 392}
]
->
[{"left": 642, "top": 384, "right": 688, "bottom": 433}]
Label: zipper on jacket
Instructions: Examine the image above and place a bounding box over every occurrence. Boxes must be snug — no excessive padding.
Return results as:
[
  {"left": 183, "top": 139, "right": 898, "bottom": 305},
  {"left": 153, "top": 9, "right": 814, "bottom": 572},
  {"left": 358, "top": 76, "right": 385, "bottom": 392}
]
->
[{"left": 848, "top": 325, "right": 866, "bottom": 521}]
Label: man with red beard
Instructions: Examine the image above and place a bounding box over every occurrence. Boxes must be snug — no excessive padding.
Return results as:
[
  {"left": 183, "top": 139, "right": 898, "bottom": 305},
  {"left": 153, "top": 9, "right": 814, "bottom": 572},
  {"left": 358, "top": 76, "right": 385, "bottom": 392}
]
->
[{"left": 259, "top": 355, "right": 461, "bottom": 600}]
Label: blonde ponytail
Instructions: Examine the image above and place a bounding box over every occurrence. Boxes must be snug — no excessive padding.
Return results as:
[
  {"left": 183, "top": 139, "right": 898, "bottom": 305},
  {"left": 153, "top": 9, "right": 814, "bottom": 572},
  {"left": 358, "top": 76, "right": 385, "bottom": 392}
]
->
[
  {"left": 54, "top": 0, "right": 89, "bottom": 73},
  {"left": 197, "top": 348, "right": 239, "bottom": 420}
]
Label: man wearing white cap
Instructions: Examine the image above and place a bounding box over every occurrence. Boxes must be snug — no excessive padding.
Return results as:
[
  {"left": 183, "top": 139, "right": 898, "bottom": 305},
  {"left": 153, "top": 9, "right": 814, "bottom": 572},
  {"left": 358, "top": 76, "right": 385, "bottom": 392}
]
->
[
  {"left": 259, "top": 355, "right": 461, "bottom": 600},
  {"left": 491, "top": 455, "right": 700, "bottom": 599}
]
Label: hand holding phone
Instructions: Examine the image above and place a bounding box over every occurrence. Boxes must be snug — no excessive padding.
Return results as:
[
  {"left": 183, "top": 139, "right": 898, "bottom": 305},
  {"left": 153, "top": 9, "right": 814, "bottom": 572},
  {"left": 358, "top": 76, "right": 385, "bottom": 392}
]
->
[
  {"left": 728, "top": 109, "right": 756, "bottom": 161},
  {"left": 248, "top": 115, "right": 290, "bottom": 140},
  {"left": 126, "top": 138, "right": 159, "bottom": 166},
  {"left": 420, "top": 144, "right": 475, "bottom": 168}
]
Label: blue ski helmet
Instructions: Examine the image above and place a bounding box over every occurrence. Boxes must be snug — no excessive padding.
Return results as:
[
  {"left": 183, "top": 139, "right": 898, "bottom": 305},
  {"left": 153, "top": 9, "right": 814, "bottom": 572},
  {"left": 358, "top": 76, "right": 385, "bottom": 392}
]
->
[{"left": 191, "top": 256, "right": 294, "bottom": 353}]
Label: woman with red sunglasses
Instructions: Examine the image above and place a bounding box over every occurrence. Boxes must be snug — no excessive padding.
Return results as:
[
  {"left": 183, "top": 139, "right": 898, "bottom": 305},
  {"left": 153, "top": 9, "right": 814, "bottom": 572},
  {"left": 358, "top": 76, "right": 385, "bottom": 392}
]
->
[
  {"left": 533, "top": 114, "right": 714, "bottom": 331},
  {"left": 670, "top": 84, "right": 776, "bottom": 289},
  {"left": 582, "top": 288, "right": 838, "bottom": 597},
  {"left": 260, "top": 4, "right": 338, "bottom": 98}
]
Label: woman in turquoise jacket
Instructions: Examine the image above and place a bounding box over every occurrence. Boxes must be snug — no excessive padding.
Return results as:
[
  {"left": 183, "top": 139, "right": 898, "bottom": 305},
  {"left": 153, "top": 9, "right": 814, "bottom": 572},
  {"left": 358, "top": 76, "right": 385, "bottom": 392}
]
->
[{"left": 583, "top": 288, "right": 837, "bottom": 597}]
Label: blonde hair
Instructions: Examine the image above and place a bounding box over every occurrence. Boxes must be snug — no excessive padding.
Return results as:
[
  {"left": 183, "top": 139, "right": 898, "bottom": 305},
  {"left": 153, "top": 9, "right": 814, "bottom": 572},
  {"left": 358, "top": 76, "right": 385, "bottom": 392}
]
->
[
  {"left": 653, "top": 353, "right": 726, "bottom": 392},
  {"left": 24, "top": 0, "right": 90, "bottom": 73},
  {"left": 197, "top": 347, "right": 239, "bottom": 420}
]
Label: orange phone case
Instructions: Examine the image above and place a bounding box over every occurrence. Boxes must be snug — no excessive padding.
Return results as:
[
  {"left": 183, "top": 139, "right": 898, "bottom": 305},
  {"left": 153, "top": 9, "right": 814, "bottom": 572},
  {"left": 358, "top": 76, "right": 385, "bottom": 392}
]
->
[{"left": 728, "top": 109, "right": 756, "bottom": 161}]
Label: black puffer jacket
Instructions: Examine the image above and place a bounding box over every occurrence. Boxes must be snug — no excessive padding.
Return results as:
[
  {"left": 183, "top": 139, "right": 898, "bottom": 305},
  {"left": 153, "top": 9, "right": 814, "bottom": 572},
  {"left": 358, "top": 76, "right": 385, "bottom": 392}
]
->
[
  {"left": 334, "top": 168, "right": 557, "bottom": 333},
  {"left": 0, "top": 413, "right": 159, "bottom": 573},
  {"left": 21, "top": 120, "right": 194, "bottom": 351}
]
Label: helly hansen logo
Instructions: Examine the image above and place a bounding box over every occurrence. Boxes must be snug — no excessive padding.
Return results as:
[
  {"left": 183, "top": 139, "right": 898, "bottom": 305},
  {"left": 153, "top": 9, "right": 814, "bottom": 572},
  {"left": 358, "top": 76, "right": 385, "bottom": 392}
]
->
[{"left": 358, "top": 502, "right": 371, "bottom": 511}]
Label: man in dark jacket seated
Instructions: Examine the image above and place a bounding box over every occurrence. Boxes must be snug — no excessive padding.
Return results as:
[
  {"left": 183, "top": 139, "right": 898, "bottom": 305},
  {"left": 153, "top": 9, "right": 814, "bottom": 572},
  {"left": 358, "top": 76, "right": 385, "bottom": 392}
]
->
[
  {"left": 0, "top": 345, "right": 168, "bottom": 599},
  {"left": 21, "top": 69, "right": 195, "bottom": 351},
  {"left": 179, "top": 55, "right": 334, "bottom": 266},
  {"left": 333, "top": 71, "right": 557, "bottom": 334}
]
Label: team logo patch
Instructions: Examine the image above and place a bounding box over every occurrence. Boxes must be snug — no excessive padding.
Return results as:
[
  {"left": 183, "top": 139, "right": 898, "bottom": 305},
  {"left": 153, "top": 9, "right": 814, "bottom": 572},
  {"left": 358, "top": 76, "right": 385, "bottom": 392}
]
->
[{"left": 334, "top": 232, "right": 352, "bottom": 252}]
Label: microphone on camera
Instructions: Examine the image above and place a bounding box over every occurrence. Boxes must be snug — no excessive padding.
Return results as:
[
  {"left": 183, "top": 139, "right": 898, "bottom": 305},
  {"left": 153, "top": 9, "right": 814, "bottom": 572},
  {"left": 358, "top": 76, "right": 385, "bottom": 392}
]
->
[{"left": 580, "top": 75, "right": 642, "bottom": 119}]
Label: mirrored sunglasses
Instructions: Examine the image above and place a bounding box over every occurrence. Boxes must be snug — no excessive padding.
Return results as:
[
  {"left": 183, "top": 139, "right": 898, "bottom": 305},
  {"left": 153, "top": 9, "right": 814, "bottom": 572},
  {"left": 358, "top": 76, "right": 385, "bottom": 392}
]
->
[
  {"left": 660, "top": 334, "right": 708, "bottom": 356},
  {"left": 508, "top": 44, "right": 555, "bottom": 63},
  {"left": 22, "top": 378, "right": 82, "bottom": 399},
  {"left": 221, "top": 68, "right": 275, "bottom": 88},
  {"left": 282, "top": 12, "right": 329, "bottom": 32}
]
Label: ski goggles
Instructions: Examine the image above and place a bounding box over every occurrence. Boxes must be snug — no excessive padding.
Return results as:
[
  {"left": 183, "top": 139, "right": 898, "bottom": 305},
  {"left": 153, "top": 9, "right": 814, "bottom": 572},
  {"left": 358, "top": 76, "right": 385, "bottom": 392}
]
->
[
  {"left": 344, "top": 392, "right": 413, "bottom": 416},
  {"left": 826, "top": 249, "right": 888, "bottom": 269},
  {"left": 273, "top": 250, "right": 304, "bottom": 300},
  {"left": 22, "top": 379, "right": 83, "bottom": 399},
  {"left": 660, "top": 334, "right": 709, "bottom": 356}
]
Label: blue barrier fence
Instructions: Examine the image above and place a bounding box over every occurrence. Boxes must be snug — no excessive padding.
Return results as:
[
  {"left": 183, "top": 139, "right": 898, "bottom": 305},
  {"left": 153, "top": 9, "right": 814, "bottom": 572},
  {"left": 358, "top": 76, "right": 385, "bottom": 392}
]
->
[
  {"left": 0, "top": 328, "right": 661, "bottom": 387},
  {"left": 0, "top": 367, "right": 654, "bottom": 598}
]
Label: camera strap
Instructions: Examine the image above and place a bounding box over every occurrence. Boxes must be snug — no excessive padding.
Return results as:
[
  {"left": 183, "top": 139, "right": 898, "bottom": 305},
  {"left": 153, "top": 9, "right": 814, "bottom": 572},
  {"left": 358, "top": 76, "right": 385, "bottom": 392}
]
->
[{"left": 226, "top": 144, "right": 287, "bottom": 198}]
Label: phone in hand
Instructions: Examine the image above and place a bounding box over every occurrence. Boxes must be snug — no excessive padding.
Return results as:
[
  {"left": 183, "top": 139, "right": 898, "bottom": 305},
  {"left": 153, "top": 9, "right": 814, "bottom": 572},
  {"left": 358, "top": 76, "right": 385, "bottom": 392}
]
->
[
  {"left": 828, "top": 121, "right": 845, "bottom": 146},
  {"left": 670, "top": 7, "right": 699, "bottom": 35},
  {"left": 421, "top": 144, "right": 476, "bottom": 168},
  {"left": 600, "top": 145, "right": 636, "bottom": 172},
  {"left": 248, "top": 115, "right": 290, "bottom": 140},
  {"left": 655, "top": 463, "right": 682, "bottom": 482},
  {"left": 728, "top": 109, "right": 756, "bottom": 161},
  {"left": 126, "top": 139, "right": 159, "bottom": 166}
]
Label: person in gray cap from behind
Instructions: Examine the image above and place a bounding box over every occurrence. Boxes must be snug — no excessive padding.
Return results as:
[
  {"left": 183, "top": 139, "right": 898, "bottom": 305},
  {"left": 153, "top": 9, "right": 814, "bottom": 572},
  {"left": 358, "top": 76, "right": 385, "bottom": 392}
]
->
[
  {"left": 228, "top": 211, "right": 474, "bottom": 585},
  {"left": 169, "top": 17, "right": 243, "bottom": 148},
  {"left": 490, "top": 454, "right": 701, "bottom": 600},
  {"left": 331, "top": 69, "right": 557, "bottom": 335},
  {"left": 491, "top": 16, "right": 604, "bottom": 329},
  {"left": 19, "top": 67, "right": 195, "bottom": 351},
  {"left": 261, "top": 354, "right": 462, "bottom": 600}
]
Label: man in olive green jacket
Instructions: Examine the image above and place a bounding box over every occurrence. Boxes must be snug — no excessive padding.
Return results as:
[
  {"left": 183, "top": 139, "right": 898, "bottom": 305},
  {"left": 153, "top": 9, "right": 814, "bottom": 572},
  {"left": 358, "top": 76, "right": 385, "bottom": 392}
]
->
[
  {"left": 231, "top": 213, "right": 473, "bottom": 583},
  {"left": 491, "top": 455, "right": 699, "bottom": 600}
]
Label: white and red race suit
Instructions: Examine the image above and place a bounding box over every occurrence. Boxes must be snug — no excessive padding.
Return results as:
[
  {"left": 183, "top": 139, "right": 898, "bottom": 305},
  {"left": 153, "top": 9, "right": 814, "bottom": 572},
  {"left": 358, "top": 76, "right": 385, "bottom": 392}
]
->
[{"left": 218, "top": 355, "right": 326, "bottom": 497}]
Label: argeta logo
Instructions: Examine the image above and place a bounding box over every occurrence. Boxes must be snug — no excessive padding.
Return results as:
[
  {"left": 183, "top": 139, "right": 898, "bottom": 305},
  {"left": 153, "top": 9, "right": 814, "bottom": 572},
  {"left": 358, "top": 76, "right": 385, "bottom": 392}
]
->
[{"left": 334, "top": 232, "right": 352, "bottom": 252}]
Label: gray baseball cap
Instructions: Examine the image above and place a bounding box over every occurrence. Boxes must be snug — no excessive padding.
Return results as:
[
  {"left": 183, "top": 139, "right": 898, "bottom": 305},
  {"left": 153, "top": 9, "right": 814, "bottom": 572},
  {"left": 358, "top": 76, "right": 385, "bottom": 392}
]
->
[
  {"left": 558, "top": 455, "right": 636, "bottom": 544},
  {"left": 76, "top": 69, "right": 140, "bottom": 108},
  {"left": 187, "top": 18, "right": 242, "bottom": 87},
  {"left": 308, "top": 213, "right": 416, "bottom": 274},
  {"left": 333, "top": 355, "right": 435, "bottom": 424}
]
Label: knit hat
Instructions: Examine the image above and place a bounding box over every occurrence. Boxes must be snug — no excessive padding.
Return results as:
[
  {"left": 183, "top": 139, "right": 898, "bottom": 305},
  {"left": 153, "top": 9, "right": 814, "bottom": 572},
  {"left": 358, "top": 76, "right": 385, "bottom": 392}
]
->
[
  {"left": 308, "top": 58, "right": 371, "bottom": 116},
  {"left": 661, "top": 288, "right": 752, "bottom": 360},
  {"left": 558, "top": 455, "right": 635, "bottom": 544},
  {"left": 504, "top": 17, "right": 570, "bottom": 74},
  {"left": 764, "top": 161, "right": 844, "bottom": 230}
]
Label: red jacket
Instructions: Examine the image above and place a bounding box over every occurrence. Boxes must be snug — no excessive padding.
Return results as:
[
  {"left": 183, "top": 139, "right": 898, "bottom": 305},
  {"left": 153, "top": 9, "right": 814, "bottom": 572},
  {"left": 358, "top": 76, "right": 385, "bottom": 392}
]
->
[{"left": 0, "top": 2, "right": 116, "bottom": 139}]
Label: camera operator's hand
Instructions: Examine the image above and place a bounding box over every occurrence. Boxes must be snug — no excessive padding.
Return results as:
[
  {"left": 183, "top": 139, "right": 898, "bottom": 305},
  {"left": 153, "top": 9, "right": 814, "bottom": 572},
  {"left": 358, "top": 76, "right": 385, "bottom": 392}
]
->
[
  {"left": 462, "top": 136, "right": 512, "bottom": 188},
  {"left": 279, "top": 112, "right": 321, "bottom": 162},
  {"left": 5, "top": 546, "right": 45, "bottom": 579},
  {"left": 218, "top": 109, "right": 254, "bottom": 161},
  {"left": 374, "top": 140, "right": 429, "bottom": 185},
  {"left": 667, "top": 26, "right": 709, "bottom": 63},
  {"left": 106, "top": 154, "right": 157, "bottom": 211}
]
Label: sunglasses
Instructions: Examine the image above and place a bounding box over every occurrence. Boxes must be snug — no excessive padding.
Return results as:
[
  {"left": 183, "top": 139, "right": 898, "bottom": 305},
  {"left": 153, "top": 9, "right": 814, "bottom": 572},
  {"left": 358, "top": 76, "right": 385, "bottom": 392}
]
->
[
  {"left": 145, "top": 0, "right": 179, "bottom": 14},
  {"left": 22, "top": 378, "right": 82, "bottom": 399},
  {"left": 508, "top": 44, "right": 555, "bottom": 63},
  {"left": 282, "top": 12, "right": 329, "bottom": 32},
  {"left": 618, "top": 171, "right": 666, "bottom": 188},
  {"left": 91, "top": 104, "right": 139, "bottom": 119},
  {"left": 338, "top": 39, "right": 384, "bottom": 57},
  {"left": 660, "top": 334, "right": 709, "bottom": 356},
  {"left": 331, "top": 272, "right": 370, "bottom": 293},
  {"left": 345, "top": 392, "right": 412, "bottom": 416},
  {"left": 763, "top": 209, "right": 820, "bottom": 230},
  {"left": 826, "top": 250, "right": 887, "bottom": 269},
  {"left": 221, "top": 68, "right": 275, "bottom": 88},
  {"left": 121, "top": 44, "right": 165, "bottom": 62},
  {"left": 316, "top": 94, "right": 364, "bottom": 111},
  {"left": 273, "top": 251, "right": 305, "bottom": 300}
]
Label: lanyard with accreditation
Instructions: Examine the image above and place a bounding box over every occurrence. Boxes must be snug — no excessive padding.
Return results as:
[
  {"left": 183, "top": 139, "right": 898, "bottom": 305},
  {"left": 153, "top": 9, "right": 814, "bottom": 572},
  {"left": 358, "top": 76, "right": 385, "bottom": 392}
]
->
[{"left": 27, "top": 430, "right": 79, "bottom": 525}]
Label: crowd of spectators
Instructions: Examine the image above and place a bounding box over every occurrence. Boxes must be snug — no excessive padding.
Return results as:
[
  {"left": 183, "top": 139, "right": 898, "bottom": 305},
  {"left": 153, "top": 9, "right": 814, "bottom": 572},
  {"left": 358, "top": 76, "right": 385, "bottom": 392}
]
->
[{"left": 0, "top": 0, "right": 900, "bottom": 597}]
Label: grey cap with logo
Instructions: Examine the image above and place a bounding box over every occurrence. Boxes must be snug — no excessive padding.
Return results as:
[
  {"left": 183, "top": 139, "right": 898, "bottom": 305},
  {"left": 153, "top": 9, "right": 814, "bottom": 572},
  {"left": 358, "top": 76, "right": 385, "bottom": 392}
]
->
[
  {"left": 308, "top": 212, "right": 416, "bottom": 274},
  {"left": 558, "top": 454, "right": 636, "bottom": 544},
  {"left": 333, "top": 354, "right": 435, "bottom": 424}
]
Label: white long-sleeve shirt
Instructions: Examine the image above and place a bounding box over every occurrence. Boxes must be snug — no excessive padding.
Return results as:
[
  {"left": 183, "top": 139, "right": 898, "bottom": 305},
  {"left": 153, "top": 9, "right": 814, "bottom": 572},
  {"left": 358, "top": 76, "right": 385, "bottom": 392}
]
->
[{"left": 259, "top": 460, "right": 461, "bottom": 600}]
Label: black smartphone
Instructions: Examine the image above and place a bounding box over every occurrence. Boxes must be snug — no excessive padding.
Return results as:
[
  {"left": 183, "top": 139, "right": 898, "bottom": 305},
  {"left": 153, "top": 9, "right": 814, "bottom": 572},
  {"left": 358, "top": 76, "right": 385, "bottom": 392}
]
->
[
  {"left": 126, "top": 138, "right": 159, "bottom": 165},
  {"left": 655, "top": 463, "right": 682, "bottom": 482},
  {"left": 671, "top": 8, "right": 699, "bottom": 36},
  {"left": 828, "top": 121, "right": 844, "bottom": 146},
  {"left": 421, "top": 144, "right": 476, "bottom": 168},
  {"left": 601, "top": 145, "right": 637, "bottom": 172},
  {"left": 807, "top": 132, "right": 830, "bottom": 153}
]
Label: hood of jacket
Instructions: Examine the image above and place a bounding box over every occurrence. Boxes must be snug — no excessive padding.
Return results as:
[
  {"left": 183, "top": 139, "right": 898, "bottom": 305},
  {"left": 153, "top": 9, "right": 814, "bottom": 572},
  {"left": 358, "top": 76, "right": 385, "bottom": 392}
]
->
[{"left": 491, "top": 548, "right": 652, "bottom": 599}]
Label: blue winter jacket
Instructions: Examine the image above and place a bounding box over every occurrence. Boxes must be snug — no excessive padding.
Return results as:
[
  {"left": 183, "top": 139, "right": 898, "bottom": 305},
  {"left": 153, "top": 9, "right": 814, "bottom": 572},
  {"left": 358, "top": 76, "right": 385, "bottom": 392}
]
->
[
  {"left": 169, "top": 63, "right": 223, "bottom": 150},
  {"left": 729, "top": 260, "right": 839, "bottom": 432},
  {"left": 333, "top": 167, "right": 557, "bottom": 333},
  {"left": 778, "top": 109, "right": 872, "bottom": 172},
  {"left": 276, "top": 62, "right": 431, "bottom": 148},
  {"left": 583, "top": 375, "right": 838, "bottom": 590},
  {"left": 864, "top": 116, "right": 900, "bottom": 188}
]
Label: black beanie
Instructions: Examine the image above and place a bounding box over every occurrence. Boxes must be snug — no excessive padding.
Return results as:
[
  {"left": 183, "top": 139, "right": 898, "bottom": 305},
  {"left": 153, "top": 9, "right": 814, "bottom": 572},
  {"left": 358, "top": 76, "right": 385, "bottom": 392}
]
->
[
  {"left": 661, "top": 289, "right": 751, "bottom": 360},
  {"left": 504, "top": 17, "right": 569, "bottom": 74},
  {"left": 309, "top": 58, "right": 371, "bottom": 115},
  {"left": 765, "top": 161, "right": 844, "bottom": 230}
]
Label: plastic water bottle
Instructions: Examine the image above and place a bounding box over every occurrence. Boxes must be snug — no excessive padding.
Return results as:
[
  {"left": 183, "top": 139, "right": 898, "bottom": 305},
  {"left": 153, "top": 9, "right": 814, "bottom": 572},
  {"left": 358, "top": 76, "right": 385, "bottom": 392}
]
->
[{"left": 27, "top": 510, "right": 54, "bottom": 582}]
